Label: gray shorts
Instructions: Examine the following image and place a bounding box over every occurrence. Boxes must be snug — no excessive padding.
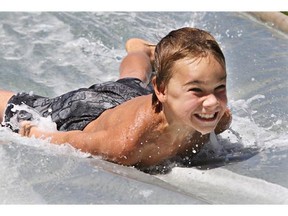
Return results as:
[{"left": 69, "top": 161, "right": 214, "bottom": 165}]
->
[{"left": 3, "top": 78, "right": 153, "bottom": 132}]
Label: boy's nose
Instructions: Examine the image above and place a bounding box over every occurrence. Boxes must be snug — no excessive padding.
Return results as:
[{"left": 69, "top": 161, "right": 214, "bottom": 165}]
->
[{"left": 202, "top": 94, "right": 219, "bottom": 110}]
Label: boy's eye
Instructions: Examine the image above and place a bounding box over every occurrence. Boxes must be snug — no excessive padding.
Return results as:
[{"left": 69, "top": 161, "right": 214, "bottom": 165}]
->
[
  {"left": 189, "top": 88, "right": 202, "bottom": 93},
  {"left": 215, "top": 84, "right": 226, "bottom": 92}
]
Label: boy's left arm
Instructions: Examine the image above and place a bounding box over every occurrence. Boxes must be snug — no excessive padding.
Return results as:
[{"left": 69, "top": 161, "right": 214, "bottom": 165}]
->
[{"left": 215, "top": 108, "right": 232, "bottom": 134}]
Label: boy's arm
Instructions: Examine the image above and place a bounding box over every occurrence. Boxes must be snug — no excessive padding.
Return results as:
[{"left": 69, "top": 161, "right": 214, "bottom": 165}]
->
[
  {"left": 214, "top": 108, "right": 232, "bottom": 134},
  {"left": 19, "top": 121, "right": 134, "bottom": 164}
]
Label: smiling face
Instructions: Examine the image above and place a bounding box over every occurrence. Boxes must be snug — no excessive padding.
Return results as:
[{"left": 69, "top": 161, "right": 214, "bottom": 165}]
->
[{"left": 158, "top": 55, "right": 227, "bottom": 134}]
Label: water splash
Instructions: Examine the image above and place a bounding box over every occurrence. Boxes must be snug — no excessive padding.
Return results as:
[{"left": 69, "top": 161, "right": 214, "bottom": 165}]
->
[
  {"left": 0, "top": 102, "right": 91, "bottom": 159},
  {"left": 6, "top": 103, "right": 57, "bottom": 132}
]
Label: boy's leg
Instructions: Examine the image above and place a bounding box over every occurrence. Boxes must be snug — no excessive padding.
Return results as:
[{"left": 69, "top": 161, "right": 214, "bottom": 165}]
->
[
  {"left": 0, "top": 90, "right": 14, "bottom": 122},
  {"left": 119, "top": 38, "right": 155, "bottom": 85}
]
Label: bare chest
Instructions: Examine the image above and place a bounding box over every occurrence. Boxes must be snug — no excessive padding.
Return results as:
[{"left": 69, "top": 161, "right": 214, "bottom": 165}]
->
[{"left": 133, "top": 128, "right": 208, "bottom": 166}]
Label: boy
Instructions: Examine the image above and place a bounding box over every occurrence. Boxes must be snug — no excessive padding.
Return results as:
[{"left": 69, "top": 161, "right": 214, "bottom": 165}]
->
[{"left": 0, "top": 27, "right": 231, "bottom": 168}]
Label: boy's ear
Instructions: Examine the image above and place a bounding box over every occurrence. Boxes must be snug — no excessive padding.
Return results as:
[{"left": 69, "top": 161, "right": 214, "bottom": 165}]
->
[{"left": 152, "top": 76, "right": 167, "bottom": 103}]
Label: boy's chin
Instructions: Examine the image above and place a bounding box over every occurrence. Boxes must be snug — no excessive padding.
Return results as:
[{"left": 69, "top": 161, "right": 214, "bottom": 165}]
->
[{"left": 196, "top": 127, "right": 216, "bottom": 135}]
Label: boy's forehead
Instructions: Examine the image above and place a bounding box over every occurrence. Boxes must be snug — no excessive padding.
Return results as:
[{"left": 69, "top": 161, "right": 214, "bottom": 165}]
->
[
  {"left": 181, "top": 55, "right": 225, "bottom": 68},
  {"left": 172, "top": 56, "right": 226, "bottom": 82}
]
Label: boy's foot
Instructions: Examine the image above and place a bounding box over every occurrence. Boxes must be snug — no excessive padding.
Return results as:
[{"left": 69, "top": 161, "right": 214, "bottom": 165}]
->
[{"left": 125, "top": 38, "right": 155, "bottom": 65}]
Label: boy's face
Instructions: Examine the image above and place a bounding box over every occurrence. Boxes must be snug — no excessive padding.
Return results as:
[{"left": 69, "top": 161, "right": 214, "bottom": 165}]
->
[{"left": 161, "top": 55, "right": 227, "bottom": 134}]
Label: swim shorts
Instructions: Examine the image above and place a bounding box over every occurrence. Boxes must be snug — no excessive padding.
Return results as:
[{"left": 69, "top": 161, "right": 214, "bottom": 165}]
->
[{"left": 3, "top": 78, "right": 153, "bottom": 132}]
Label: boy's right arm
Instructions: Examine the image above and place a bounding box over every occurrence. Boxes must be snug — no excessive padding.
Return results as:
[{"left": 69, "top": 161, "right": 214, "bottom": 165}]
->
[{"left": 19, "top": 121, "right": 137, "bottom": 165}]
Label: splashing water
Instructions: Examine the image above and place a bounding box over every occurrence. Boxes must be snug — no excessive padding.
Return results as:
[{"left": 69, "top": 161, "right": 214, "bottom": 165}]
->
[
  {"left": 6, "top": 103, "right": 57, "bottom": 132},
  {"left": 228, "top": 94, "right": 288, "bottom": 150},
  {"left": 0, "top": 103, "right": 91, "bottom": 159}
]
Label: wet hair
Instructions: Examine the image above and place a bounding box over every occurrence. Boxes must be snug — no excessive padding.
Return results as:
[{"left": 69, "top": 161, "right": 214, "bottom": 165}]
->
[{"left": 152, "top": 27, "right": 226, "bottom": 112}]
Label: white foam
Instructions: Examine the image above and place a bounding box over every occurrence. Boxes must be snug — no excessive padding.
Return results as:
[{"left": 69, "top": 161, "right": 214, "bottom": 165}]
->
[
  {"left": 225, "top": 94, "right": 288, "bottom": 149},
  {"left": 8, "top": 104, "right": 57, "bottom": 132}
]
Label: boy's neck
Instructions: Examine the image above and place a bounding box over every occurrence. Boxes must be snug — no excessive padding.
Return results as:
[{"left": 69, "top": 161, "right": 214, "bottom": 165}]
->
[{"left": 158, "top": 109, "right": 196, "bottom": 138}]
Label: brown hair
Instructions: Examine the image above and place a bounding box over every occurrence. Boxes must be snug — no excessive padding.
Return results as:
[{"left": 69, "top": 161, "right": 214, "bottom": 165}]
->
[{"left": 152, "top": 27, "right": 226, "bottom": 112}]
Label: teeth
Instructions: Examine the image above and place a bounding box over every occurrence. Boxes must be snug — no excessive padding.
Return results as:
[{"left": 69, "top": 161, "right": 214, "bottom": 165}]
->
[{"left": 198, "top": 113, "right": 215, "bottom": 119}]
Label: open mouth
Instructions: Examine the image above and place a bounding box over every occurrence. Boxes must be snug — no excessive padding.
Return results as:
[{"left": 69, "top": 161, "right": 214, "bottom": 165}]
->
[{"left": 194, "top": 112, "right": 218, "bottom": 122}]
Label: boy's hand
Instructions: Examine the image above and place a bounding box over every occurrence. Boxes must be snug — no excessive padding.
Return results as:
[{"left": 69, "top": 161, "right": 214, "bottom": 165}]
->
[{"left": 19, "top": 121, "right": 39, "bottom": 137}]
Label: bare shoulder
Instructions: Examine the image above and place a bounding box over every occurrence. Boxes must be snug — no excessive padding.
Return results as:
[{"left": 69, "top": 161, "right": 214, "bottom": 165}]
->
[
  {"left": 82, "top": 94, "right": 163, "bottom": 165},
  {"left": 83, "top": 94, "right": 163, "bottom": 150},
  {"left": 84, "top": 95, "right": 157, "bottom": 132}
]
